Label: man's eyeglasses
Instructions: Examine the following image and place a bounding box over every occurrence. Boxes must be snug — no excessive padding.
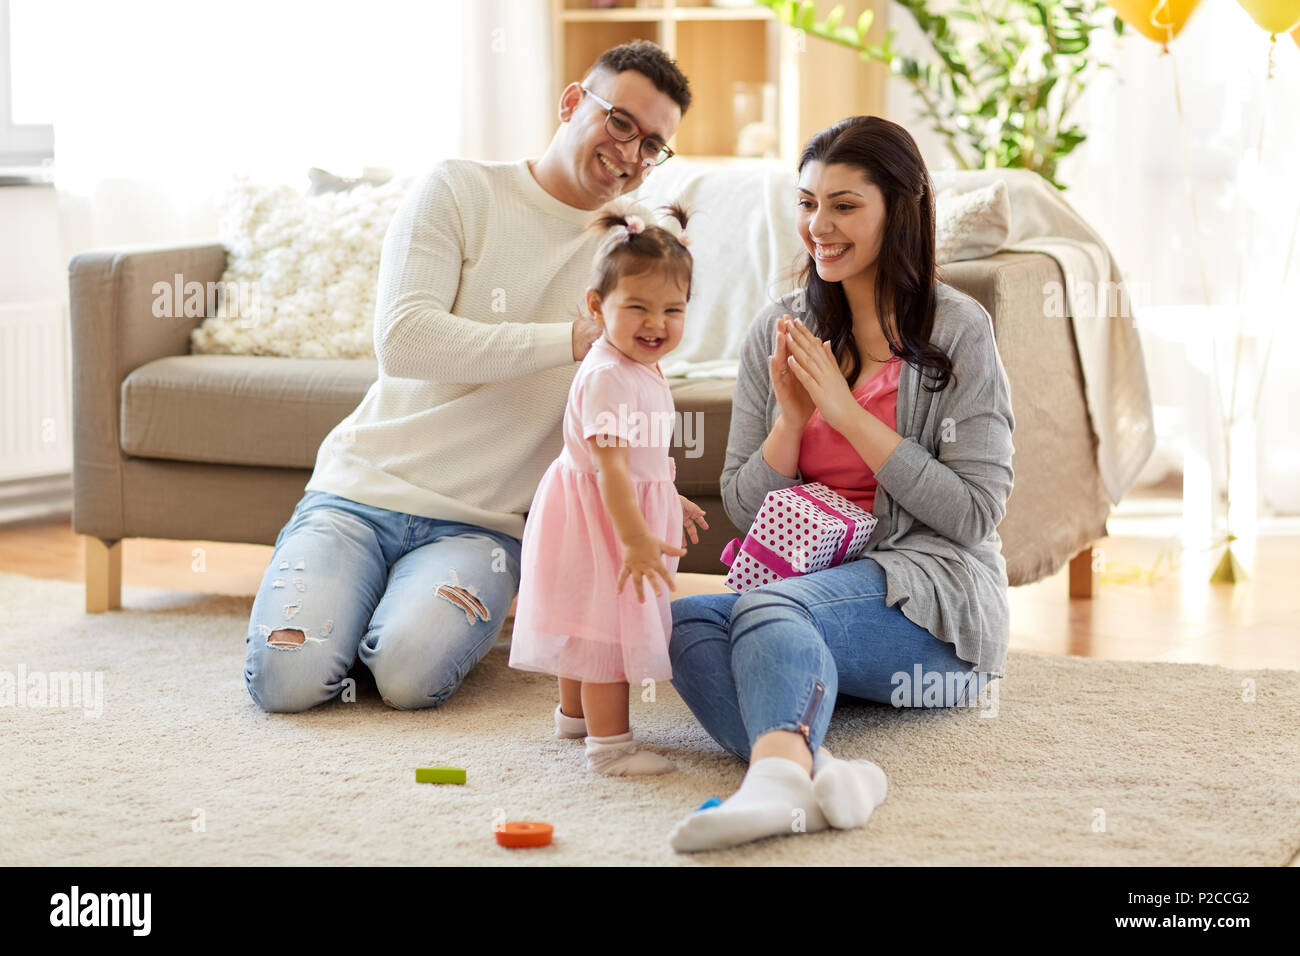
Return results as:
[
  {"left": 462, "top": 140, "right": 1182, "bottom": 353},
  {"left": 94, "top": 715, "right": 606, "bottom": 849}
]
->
[{"left": 581, "top": 86, "right": 674, "bottom": 168}]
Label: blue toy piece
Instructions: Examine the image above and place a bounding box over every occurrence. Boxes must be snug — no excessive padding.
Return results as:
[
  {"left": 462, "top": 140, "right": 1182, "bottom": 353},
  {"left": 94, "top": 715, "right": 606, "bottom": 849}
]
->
[{"left": 695, "top": 796, "right": 723, "bottom": 812}]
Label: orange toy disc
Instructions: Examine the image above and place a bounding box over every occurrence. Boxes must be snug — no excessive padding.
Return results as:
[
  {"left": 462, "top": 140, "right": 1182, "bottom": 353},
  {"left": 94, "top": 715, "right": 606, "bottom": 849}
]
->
[{"left": 494, "top": 821, "right": 553, "bottom": 848}]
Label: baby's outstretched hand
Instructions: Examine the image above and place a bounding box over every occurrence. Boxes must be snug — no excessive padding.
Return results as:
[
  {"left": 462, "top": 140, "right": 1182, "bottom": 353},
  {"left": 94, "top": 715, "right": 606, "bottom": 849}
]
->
[
  {"left": 618, "top": 532, "right": 686, "bottom": 604},
  {"left": 679, "top": 495, "right": 709, "bottom": 546}
]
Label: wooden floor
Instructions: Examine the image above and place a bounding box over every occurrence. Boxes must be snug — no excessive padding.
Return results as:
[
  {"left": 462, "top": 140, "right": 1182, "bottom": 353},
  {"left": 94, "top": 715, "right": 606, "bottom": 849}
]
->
[{"left": 3, "top": 486, "right": 1297, "bottom": 671}]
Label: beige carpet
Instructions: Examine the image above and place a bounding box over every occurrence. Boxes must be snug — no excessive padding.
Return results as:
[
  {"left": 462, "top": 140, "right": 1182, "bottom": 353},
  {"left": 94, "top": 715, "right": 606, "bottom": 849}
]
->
[{"left": 2, "top": 570, "right": 1298, "bottom": 866}]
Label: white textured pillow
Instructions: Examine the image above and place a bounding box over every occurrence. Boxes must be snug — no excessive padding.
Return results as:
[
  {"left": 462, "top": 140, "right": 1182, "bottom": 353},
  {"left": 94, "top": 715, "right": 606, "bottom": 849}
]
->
[
  {"left": 934, "top": 179, "right": 1011, "bottom": 264},
  {"left": 190, "top": 176, "right": 409, "bottom": 359}
]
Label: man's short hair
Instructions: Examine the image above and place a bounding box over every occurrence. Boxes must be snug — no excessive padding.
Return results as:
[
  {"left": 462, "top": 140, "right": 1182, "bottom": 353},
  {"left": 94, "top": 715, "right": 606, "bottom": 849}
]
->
[{"left": 586, "top": 40, "right": 692, "bottom": 115}]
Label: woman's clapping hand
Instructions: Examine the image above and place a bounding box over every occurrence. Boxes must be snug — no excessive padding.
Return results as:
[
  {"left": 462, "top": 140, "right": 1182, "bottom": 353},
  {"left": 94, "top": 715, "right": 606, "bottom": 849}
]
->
[
  {"left": 782, "top": 316, "right": 862, "bottom": 434},
  {"left": 770, "top": 314, "right": 817, "bottom": 429}
]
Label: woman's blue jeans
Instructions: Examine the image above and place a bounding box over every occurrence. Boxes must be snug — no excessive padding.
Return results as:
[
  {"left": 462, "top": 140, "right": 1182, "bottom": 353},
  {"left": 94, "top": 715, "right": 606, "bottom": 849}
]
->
[
  {"left": 244, "top": 490, "right": 522, "bottom": 713},
  {"left": 669, "top": 556, "right": 990, "bottom": 761}
]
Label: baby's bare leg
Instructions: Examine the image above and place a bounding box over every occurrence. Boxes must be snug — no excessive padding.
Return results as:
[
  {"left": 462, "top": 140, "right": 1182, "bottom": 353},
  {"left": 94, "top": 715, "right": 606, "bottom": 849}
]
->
[
  {"left": 558, "top": 677, "right": 584, "bottom": 718},
  {"left": 580, "top": 681, "right": 629, "bottom": 737}
]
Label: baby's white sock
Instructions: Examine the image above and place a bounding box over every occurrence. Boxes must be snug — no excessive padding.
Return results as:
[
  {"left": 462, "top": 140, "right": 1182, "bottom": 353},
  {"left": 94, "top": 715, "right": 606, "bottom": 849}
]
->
[
  {"left": 585, "top": 732, "right": 675, "bottom": 776},
  {"left": 811, "top": 748, "right": 888, "bottom": 829},
  {"left": 554, "top": 704, "right": 587, "bottom": 739},
  {"left": 668, "top": 756, "right": 828, "bottom": 852}
]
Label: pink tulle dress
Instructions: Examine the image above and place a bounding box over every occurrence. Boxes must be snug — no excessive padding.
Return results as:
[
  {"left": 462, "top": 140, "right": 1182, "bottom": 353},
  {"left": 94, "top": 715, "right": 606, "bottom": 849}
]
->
[{"left": 509, "top": 334, "right": 683, "bottom": 684}]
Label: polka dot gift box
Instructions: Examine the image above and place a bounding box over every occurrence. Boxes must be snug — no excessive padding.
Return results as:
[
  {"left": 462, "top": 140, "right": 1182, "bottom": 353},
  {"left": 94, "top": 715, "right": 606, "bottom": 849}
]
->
[{"left": 719, "top": 482, "right": 877, "bottom": 593}]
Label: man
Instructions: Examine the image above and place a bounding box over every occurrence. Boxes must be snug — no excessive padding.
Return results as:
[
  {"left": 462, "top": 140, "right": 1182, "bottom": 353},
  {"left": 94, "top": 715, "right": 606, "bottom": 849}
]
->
[{"left": 244, "top": 41, "right": 691, "bottom": 712}]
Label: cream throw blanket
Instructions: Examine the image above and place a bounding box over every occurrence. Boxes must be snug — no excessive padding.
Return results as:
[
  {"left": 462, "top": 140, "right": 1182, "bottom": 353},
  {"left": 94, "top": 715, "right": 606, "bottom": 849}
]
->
[{"left": 934, "top": 168, "right": 1157, "bottom": 505}]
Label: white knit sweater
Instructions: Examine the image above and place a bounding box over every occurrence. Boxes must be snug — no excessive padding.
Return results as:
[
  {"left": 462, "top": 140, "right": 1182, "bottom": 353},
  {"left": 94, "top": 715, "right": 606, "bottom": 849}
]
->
[{"left": 305, "top": 158, "right": 604, "bottom": 539}]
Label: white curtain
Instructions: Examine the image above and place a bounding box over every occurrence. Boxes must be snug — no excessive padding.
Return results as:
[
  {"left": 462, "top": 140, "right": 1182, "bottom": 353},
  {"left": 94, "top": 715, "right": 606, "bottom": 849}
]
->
[
  {"left": 888, "top": 3, "right": 1300, "bottom": 515},
  {"left": 1058, "top": 5, "right": 1300, "bottom": 517},
  {"left": 13, "top": 0, "right": 468, "bottom": 256},
  {"left": 459, "top": 0, "right": 555, "bottom": 161}
]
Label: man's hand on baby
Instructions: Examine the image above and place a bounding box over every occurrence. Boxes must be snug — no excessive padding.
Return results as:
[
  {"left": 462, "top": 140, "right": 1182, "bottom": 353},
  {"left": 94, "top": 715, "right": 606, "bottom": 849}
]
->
[
  {"left": 572, "top": 314, "right": 602, "bottom": 362},
  {"left": 618, "top": 532, "right": 687, "bottom": 604},
  {"left": 679, "top": 495, "right": 709, "bottom": 545}
]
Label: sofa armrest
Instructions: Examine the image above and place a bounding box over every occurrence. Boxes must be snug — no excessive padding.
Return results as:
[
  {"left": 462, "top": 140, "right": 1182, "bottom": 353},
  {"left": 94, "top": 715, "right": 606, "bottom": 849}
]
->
[
  {"left": 940, "top": 251, "right": 1048, "bottom": 334},
  {"left": 940, "top": 251, "right": 1112, "bottom": 585},
  {"left": 69, "top": 243, "right": 228, "bottom": 539}
]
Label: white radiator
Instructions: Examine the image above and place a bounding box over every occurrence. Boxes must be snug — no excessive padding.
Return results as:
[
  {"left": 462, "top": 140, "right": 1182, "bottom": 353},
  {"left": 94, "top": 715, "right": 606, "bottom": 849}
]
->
[{"left": 0, "top": 300, "right": 72, "bottom": 482}]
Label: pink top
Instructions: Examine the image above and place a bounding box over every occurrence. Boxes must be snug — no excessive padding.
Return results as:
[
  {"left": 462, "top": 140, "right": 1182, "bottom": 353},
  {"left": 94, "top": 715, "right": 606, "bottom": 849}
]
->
[
  {"left": 797, "top": 355, "right": 903, "bottom": 515},
  {"left": 558, "top": 336, "right": 675, "bottom": 483}
]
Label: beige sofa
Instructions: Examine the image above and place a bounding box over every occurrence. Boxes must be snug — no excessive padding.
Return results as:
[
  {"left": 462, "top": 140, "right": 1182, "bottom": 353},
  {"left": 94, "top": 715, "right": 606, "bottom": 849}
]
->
[{"left": 69, "top": 245, "right": 1110, "bottom": 612}]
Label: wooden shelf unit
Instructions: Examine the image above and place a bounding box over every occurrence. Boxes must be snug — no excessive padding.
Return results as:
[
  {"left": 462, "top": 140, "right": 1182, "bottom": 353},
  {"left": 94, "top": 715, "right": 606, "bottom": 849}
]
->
[{"left": 552, "top": 0, "right": 889, "bottom": 166}]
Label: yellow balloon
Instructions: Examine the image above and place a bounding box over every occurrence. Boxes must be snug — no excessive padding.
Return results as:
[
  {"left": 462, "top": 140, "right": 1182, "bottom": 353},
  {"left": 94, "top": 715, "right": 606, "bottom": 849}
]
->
[
  {"left": 1236, "top": 0, "right": 1300, "bottom": 34},
  {"left": 1294, "top": 23, "right": 1300, "bottom": 44},
  {"left": 1106, "top": 0, "right": 1204, "bottom": 43}
]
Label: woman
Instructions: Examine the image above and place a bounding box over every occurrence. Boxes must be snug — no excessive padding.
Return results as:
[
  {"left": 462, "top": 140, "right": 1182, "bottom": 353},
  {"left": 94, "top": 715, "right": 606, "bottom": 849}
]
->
[{"left": 667, "top": 116, "right": 1015, "bottom": 852}]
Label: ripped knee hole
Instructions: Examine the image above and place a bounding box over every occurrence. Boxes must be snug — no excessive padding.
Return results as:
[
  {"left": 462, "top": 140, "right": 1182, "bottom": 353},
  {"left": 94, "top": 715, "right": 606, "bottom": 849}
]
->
[
  {"left": 266, "top": 628, "right": 307, "bottom": 648},
  {"left": 435, "top": 568, "right": 491, "bottom": 624}
]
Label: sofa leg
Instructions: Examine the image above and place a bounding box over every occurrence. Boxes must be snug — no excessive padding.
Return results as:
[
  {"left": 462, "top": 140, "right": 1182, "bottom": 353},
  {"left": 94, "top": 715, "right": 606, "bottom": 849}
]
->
[
  {"left": 1068, "top": 545, "right": 1095, "bottom": 599},
  {"left": 85, "top": 537, "right": 122, "bottom": 613}
]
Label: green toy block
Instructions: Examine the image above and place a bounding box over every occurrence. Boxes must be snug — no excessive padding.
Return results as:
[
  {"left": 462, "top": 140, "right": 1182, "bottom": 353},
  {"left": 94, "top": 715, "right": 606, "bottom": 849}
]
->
[{"left": 415, "top": 766, "right": 466, "bottom": 784}]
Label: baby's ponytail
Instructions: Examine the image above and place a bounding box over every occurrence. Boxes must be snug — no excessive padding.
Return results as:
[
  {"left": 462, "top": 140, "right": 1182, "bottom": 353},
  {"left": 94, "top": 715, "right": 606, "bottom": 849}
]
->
[
  {"left": 656, "top": 202, "right": 690, "bottom": 241},
  {"left": 586, "top": 198, "right": 695, "bottom": 302}
]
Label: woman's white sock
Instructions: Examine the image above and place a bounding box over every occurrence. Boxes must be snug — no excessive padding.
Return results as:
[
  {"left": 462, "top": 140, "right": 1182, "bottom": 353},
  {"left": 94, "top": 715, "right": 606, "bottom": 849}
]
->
[
  {"left": 668, "top": 756, "right": 828, "bottom": 852},
  {"left": 811, "top": 749, "right": 888, "bottom": 829},
  {"left": 585, "top": 732, "right": 675, "bottom": 776}
]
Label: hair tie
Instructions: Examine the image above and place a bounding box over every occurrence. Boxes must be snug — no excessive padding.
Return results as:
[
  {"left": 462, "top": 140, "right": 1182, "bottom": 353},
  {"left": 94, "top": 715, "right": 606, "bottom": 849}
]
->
[
  {"left": 623, "top": 215, "right": 645, "bottom": 236},
  {"left": 656, "top": 213, "right": 691, "bottom": 248}
]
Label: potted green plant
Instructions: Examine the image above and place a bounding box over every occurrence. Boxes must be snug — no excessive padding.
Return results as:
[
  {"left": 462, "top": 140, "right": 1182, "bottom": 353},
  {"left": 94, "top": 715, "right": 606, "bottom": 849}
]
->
[{"left": 758, "top": 0, "right": 1127, "bottom": 189}]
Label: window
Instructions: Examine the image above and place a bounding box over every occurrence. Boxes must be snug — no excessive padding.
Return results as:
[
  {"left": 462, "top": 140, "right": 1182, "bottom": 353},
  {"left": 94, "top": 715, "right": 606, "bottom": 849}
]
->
[{"left": 0, "top": 0, "right": 54, "bottom": 179}]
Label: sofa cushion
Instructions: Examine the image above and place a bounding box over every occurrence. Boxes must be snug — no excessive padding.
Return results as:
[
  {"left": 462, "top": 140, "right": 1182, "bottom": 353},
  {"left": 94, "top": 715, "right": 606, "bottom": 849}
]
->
[
  {"left": 666, "top": 377, "right": 734, "bottom": 498},
  {"left": 120, "top": 354, "right": 738, "bottom": 484},
  {"left": 121, "top": 355, "right": 380, "bottom": 468},
  {"left": 188, "top": 177, "right": 408, "bottom": 360},
  {"left": 934, "top": 180, "right": 1011, "bottom": 263}
]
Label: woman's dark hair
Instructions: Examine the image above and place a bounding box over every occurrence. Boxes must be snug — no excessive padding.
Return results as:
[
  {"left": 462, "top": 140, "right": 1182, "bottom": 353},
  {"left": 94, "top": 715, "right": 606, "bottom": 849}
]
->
[
  {"left": 796, "top": 115, "right": 955, "bottom": 393},
  {"left": 586, "top": 202, "right": 694, "bottom": 303}
]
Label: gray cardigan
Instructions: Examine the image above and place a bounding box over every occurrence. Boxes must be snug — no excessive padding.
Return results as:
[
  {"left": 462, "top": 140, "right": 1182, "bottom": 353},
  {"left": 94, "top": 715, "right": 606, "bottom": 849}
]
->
[{"left": 721, "top": 282, "right": 1016, "bottom": 677}]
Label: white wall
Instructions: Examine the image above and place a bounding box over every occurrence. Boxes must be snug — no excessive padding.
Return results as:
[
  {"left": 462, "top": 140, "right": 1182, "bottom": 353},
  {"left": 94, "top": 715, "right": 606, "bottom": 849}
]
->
[{"left": 0, "top": 185, "right": 63, "bottom": 301}]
